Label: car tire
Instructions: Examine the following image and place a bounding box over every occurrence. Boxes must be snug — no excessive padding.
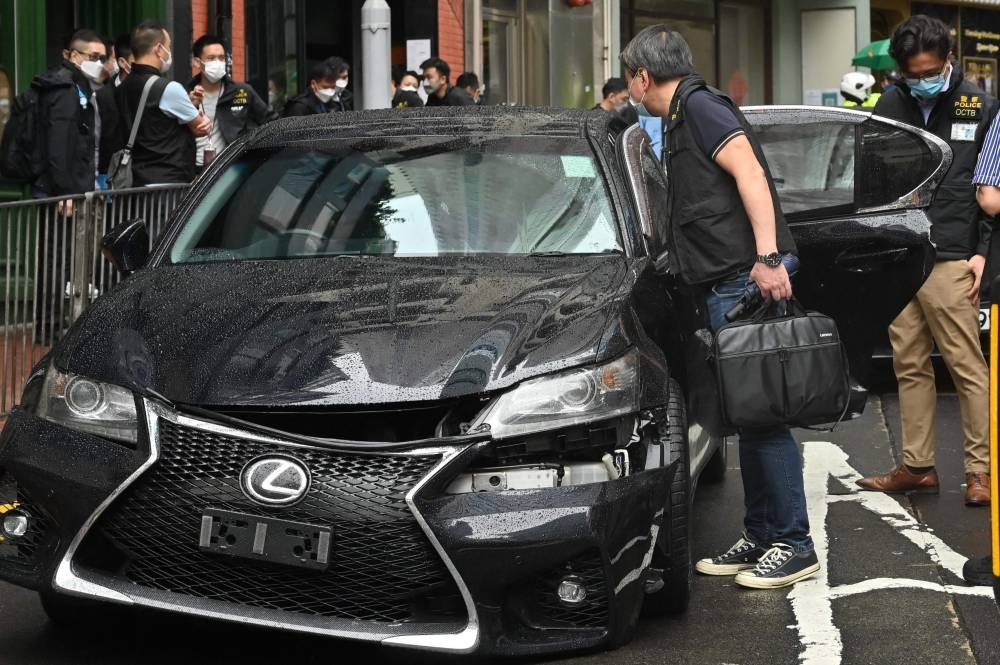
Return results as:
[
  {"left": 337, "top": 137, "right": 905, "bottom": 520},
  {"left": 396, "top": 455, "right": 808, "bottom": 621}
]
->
[
  {"left": 38, "top": 590, "right": 129, "bottom": 632},
  {"left": 700, "top": 436, "right": 728, "bottom": 484},
  {"left": 642, "top": 378, "right": 692, "bottom": 616}
]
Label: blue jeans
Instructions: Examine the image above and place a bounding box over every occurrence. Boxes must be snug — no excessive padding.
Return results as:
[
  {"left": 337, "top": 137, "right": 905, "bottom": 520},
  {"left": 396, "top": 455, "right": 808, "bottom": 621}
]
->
[{"left": 706, "top": 272, "right": 814, "bottom": 554}]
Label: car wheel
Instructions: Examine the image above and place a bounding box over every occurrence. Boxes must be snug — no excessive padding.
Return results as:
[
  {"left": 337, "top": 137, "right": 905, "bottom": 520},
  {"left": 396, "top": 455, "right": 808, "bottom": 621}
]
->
[
  {"left": 38, "top": 590, "right": 129, "bottom": 632},
  {"left": 643, "top": 378, "right": 692, "bottom": 616},
  {"left": 700, "top": 436, "right": 728, "bottom": 484}
]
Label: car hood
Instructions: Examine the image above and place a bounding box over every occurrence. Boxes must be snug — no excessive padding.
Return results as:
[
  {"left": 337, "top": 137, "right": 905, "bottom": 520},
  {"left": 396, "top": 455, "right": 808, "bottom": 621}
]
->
[{"left": 56, "top": 256, "right": 637, "bottom": 407}]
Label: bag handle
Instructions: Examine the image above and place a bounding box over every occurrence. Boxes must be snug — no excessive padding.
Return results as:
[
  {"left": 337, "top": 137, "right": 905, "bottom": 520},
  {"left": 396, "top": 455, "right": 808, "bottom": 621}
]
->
[
  {"left": 748, "top": 296, "right": 808, "bottom": 322},
  {"left": 123, "top": 76, "right": 160, "bottom": 159}
]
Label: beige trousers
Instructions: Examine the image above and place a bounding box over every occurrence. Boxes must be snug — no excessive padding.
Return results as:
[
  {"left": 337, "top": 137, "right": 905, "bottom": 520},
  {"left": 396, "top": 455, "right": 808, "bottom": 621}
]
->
[{"left": 888, "top": 259, "right": 990, "bottom": 474}]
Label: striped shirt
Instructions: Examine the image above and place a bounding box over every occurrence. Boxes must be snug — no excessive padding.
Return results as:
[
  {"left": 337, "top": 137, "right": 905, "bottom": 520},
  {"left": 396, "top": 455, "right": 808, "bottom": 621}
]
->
[{"left": 974, "top": 110, "right": 1000, "bottom": 186}]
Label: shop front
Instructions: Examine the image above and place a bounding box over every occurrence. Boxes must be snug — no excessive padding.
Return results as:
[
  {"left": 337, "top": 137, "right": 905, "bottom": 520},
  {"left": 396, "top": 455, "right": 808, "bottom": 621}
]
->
[{"left": 619, "top": 0, "right": 772, "bottom": 105}]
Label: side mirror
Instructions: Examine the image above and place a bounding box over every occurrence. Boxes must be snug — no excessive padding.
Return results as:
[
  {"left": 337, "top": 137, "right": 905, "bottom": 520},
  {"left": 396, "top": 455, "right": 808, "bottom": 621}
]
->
[{"left": 101, "top": 219, "right": 149, "bottom": 273}]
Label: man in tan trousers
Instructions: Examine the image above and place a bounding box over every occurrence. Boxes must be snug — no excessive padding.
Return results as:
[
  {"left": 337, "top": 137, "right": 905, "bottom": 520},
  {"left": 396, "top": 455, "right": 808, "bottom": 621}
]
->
[{"left": 857, "top": 15, "right": 994, "bottom": 506}]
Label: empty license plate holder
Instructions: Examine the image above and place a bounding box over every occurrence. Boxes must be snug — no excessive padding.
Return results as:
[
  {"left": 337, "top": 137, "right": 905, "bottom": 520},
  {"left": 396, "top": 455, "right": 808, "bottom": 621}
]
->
[{"left": 198, "top": 508, "right": 332, "bottom": 571}]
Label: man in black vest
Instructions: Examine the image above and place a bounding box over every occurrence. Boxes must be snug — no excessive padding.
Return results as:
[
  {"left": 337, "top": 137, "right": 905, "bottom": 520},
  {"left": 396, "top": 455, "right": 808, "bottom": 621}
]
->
[
  {"left": 123, "top": 20, "right": 211, "bottom": 186},
  {"left": 621, "top": 25, "right": 817, "bottom": 589},
  {"left": 858, "top": 15, "right": 996, "bottom": 507}
]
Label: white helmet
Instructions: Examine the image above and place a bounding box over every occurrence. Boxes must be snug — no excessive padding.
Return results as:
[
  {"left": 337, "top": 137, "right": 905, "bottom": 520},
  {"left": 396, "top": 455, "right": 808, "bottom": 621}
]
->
[{"left": 841, "top": 71, "right": 876, "bottom": 101}]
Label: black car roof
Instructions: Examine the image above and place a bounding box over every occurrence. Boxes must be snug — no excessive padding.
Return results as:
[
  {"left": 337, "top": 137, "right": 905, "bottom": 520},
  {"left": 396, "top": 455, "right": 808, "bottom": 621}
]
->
[{"left": 247, "top": 106, "right": 618, "bottom": 149}]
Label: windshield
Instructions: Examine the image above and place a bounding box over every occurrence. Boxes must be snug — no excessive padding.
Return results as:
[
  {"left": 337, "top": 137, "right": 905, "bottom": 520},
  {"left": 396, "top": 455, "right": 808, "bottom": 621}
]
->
[{"left": 169, "top": 136, "right": 622, "bottom": 263}]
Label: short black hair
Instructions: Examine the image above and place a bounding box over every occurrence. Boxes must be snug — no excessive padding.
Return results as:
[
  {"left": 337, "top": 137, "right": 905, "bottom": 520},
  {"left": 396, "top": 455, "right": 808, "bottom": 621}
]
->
[
  {"left": 602, "top": 77, "right": 627, "bottom": 98},
  {"left": 890, "top": 15, "right": 952, "bottom": 69},
  {"left": 308, "top": 57, "right": 350, "bottom": 84},
  {"left": 131, "top": 19, "right": 167, "bottom": 58},
  {"left": 192, "top": 34, "right": 226, "bottom": 59},
  {"left": 326, "top": 56, "right": 350, "bottom": 78},
  {"left": 67, "top": 29, "right": 104, "bottom": 51},
  {"left": 114, "top": 33, "right": 132, "bottom": 60},
  {"left": 420, "top": 57, "right": 451, "bottom": 81},
  {"left": 456, "top": 72, "right": 479, "bottom": 89}
]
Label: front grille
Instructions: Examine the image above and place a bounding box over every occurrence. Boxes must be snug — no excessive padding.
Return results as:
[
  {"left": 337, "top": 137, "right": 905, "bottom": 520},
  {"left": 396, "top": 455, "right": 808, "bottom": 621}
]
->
[
  {"left": 77, "top": 418, "right": 465, "bottom": 625},
  {"left": 532, "top": 550, "right": 608, "bottom": 628},
  {"left": 0, "top": 469, "right": 56, "bottom": 574}
]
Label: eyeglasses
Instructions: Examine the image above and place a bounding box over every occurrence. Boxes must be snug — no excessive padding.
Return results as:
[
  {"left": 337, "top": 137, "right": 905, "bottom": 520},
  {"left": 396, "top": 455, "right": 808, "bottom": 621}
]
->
[
  {"left": 74, "top": 49, "right": 107, "bottom": 63},
  {"left": 903, "top": 65, "right": 948, "bottom": 84}
]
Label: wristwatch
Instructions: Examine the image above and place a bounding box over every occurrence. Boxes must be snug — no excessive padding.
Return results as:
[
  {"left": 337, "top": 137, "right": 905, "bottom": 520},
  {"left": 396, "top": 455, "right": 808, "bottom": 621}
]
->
[{"left": 756, "top": 252, "right": 782, "bottom": 268}]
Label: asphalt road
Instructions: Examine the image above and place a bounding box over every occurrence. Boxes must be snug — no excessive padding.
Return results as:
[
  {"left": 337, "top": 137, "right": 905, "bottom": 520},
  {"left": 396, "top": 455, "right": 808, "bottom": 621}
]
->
[{"left": 1, "top": 392, "right": 997, "bottom": 665}]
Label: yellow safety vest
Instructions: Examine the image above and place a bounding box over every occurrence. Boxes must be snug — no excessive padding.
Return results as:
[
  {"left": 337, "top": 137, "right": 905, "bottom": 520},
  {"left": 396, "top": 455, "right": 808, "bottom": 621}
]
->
[{"left": 844, "top": 92, "right": 880, "bottom": 108}]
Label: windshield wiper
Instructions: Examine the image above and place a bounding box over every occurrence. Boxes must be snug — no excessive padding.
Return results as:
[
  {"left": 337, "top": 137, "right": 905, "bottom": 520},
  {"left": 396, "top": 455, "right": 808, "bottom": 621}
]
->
[{"left": 528, "top": 251, "right": 568, "bottom": 257}]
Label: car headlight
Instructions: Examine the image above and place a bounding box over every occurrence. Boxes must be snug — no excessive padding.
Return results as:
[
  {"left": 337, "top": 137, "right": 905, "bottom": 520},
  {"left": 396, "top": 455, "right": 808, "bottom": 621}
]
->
[
  {"left": 471, "top": 350, "right": 639, "bottom": 439},
  {"left": 36, "top": 365, "right": 139, "bottom": 444}
]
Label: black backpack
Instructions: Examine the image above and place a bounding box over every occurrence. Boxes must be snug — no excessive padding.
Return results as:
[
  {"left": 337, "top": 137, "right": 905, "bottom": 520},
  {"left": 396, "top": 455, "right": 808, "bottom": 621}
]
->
[{"left": 0, "top": 88, "right": 44, "bottom": 182}]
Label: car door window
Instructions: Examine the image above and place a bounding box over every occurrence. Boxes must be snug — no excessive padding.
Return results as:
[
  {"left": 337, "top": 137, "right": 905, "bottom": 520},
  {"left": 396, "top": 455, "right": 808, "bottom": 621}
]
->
[
  {"left": 754, "top": 121, "right": 856, "bottom": 219},
  {"left": 620, "top": 124, "right": 669, "bottom": 256},
  {"left": 857, "top": 121, "right": 936, "bottom": 209}
]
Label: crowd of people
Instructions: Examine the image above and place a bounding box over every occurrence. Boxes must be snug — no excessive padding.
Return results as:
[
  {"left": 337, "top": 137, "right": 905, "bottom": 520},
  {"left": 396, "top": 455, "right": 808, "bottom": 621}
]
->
[{"left": 20, "top": 20, "right": 485, "bottom": 201}]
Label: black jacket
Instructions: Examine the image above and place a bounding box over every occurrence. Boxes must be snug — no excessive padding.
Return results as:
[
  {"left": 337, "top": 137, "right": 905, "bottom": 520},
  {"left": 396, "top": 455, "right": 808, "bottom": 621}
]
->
[
  {"left": 33, "top": 61, "right": 96, "bottom": 195},
  {"left": 664, "top": 75, "right": 795, "bottom": 286},
  {"left": 425, "top": 85, "right": 476, "bottom": 107},
  {"left": 123, "top": 64, "right": 196, "bottom": 186},
  {"left": 96, "top": 80, "right": 126, "bottom": 174},
  {"left": 873, "top": 68, "right": 999, "bottom": 259},
  {"left": 392, "top": 89, "right": 424, "bottom": 109},
  {"left": 282, "top": 89, "right": 353, "bottom": 117},
  {"left": 185, "top": 75, "right": 277, "bottom": 146}
]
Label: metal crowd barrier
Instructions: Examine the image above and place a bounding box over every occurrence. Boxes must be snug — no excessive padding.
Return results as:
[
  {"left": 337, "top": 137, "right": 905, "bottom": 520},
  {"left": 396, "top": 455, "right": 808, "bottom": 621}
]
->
[{"left": 0, "top": 184, "right": 189, "bottom": 416}]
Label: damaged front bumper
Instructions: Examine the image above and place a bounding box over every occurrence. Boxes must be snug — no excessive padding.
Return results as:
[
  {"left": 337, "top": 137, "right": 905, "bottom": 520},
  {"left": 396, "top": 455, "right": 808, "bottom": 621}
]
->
[{"left": 0, "top": 399, "right": 676, "bottom": 656}]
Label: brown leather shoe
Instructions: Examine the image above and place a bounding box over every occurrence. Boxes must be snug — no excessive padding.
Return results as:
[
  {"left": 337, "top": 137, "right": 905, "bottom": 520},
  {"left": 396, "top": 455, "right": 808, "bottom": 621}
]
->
[
  {"left": 856, "top": 465, "right": 939, "bottom": 494},
  {"left": 965, "top": 473, "right": 990, "bottom": 507}
]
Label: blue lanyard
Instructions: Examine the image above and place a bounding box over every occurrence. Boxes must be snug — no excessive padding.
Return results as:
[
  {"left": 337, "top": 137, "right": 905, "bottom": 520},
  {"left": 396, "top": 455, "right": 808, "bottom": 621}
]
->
[{"left": 75, "top": 84, "right": 89, "bottom": 109}]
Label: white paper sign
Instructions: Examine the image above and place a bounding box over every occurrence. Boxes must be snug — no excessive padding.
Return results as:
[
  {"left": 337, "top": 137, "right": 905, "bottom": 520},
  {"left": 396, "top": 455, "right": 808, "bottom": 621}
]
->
[{"left": 406, "top": 39, "right": 432, "bottom": 73}]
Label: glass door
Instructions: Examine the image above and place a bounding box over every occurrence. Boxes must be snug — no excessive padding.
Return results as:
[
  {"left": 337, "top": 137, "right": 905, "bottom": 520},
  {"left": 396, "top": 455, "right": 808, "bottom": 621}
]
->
[{"left": 482, "top": 7, "right": 520, "bottom": 105}]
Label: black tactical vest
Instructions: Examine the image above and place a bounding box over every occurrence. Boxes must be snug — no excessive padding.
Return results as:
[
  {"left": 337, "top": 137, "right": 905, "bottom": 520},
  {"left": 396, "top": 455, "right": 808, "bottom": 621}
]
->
[
  {"left": 123, "top": 64, "right": 196, "bottom": 185},
  {"left": 664, "top": 75, "right": 796, "bottom": 285}
]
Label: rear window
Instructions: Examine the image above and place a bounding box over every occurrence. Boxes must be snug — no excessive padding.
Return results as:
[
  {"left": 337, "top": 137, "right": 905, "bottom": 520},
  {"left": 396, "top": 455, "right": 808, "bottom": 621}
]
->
[{"left": 169, "top": 136, "right": 621, "bottom": 263}]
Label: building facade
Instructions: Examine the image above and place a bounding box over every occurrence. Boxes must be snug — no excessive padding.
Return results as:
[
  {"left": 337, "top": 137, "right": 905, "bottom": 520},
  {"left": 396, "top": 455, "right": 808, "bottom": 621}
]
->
[{"left": 4, "top": 0, "right": 1000, "bottom": 167}]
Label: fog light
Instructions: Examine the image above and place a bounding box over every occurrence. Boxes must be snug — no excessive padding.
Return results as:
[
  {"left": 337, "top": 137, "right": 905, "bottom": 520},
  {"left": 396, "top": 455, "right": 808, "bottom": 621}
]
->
[
  {"left": 2, "top": 511, "right": 29, "bottom": 539},
  {"left": 557, "top": 575, "right": 587, "bottom": 606}
]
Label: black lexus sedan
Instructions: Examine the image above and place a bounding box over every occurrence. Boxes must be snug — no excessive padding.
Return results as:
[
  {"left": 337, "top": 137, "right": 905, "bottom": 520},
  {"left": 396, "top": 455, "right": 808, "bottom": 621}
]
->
[{"left": 0, "top": 106, "right": 946, "bottom": 656}]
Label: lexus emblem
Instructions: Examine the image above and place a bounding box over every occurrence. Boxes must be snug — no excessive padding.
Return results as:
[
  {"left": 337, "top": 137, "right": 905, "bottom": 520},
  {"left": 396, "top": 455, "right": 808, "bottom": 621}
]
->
[{"left": 240, "top": 456, "right": 311, "bottom": 507}]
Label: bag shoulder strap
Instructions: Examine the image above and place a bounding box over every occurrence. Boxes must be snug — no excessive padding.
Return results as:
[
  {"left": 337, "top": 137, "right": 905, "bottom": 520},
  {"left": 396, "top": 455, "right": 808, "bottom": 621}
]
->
[{"left": 125, "top": 75, "right": 161, "bottom": 152}]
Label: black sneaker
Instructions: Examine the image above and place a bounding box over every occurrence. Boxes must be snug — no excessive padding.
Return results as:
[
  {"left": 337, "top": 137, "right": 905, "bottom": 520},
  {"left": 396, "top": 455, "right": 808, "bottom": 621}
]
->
[
  {"left": 963, "top": 556, "right": 994, "bottom": 586},
  {"left": 734, "top": 543, "right": 820, "bottom": 589},
  {"left": 695, "top": 532, "right": 766, "bottom": 576}
]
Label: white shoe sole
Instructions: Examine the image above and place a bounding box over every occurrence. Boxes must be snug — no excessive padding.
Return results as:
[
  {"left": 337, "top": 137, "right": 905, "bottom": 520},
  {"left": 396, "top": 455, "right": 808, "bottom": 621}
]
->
[
  {"left": 695, "top": 559, "right": 757, "bottom": 576},
  {"left": 734, "top": 562, "right": 821, "bottom": 589}
]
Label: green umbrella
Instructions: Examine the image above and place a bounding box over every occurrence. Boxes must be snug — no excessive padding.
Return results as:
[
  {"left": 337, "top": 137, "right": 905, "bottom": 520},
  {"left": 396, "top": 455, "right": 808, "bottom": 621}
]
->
[{"left": 851, "top": 39, "right": 897, "bottom": 70}]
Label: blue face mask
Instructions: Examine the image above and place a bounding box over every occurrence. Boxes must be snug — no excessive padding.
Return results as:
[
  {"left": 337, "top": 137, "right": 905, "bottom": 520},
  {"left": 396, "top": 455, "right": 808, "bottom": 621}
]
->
[
  {"left": 628, "top": 73, "right": 653, "bottom": 118},
  {"left": 906, "top": 65, "right": 950, "bottom": 100}
]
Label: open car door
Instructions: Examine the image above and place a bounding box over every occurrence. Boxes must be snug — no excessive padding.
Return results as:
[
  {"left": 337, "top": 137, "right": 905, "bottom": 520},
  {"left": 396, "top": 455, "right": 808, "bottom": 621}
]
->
[{"left": 743, "top": 106, "right": 950, "bottom": 386}]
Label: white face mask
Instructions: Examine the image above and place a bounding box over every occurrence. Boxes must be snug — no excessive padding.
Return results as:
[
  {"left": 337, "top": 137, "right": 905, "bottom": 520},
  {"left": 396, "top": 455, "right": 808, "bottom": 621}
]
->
[
  {"left": 400, "top": 85, "right": 418, "bottom": 93},
  {"left": 335, "top": 78, "right": 348, "bottom": 90},
  {"left": 315, "top": 87, "right": 337, "bottom": 103},
  {"left": 423, "top": 79, "right": 441, "bottom": 94},
  {"left": 203, "top": 61, "right": 227, "bottom": 83},
  {"left": 157, "top": 44, "right": 173, "bottom": 73},
  {"left": 79, "top": 59, "right": 105, "bottom": 82}
]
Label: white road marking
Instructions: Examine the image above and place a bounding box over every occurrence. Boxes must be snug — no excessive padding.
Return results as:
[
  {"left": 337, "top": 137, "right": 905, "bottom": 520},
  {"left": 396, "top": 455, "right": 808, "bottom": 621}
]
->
[{"left": 786, "top": 440, "right": 990, "bottom": 665}]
